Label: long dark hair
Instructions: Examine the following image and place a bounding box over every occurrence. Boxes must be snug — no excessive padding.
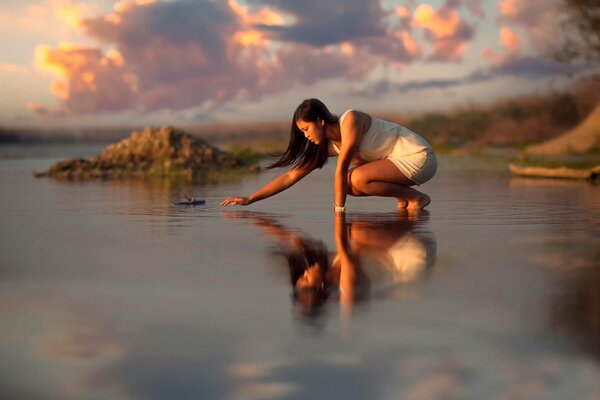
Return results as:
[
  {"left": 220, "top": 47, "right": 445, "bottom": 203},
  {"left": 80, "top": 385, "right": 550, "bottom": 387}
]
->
[
  {"left": 274, "top": 237, "right": 331, "bottom": 317},
  {"left": 283, "top": 238, "right": 330, "bottom": 288},
  {"left": 268, "top": 98, "right": 338, "bottom": 171}
]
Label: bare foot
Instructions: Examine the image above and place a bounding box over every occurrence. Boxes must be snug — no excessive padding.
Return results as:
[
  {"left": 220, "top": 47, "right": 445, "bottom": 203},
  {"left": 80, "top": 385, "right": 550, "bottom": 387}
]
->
[{"left": 407, "top": 194, "right": 431, "bottom": 210}]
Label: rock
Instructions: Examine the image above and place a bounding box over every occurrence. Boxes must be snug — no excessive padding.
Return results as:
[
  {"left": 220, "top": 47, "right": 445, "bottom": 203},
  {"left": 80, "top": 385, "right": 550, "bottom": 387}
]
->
[{"left": 35, "top": 126, "right": 259, "bottom": 181}]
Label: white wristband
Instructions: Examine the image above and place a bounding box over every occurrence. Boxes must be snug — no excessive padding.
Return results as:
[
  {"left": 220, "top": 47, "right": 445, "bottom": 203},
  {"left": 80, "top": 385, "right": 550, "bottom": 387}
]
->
[{"left": 333, "top": 204, "right": 346, "bottom": 213}]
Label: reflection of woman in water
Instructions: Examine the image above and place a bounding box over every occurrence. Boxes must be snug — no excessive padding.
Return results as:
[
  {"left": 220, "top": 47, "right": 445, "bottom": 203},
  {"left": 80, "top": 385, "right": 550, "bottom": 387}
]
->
[
  {"left": 221, "top": 98, "right": 437, "bottom": 211},
  {"left": 228, "top": 211, "right": 436, "bottom": 317}
]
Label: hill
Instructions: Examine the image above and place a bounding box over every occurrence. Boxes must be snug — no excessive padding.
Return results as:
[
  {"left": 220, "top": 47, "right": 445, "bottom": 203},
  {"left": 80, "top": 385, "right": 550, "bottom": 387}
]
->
[
  {"left": 525, "top": 103, "right": 600, "bottom": 156},
  {"left": 34, "top": 126, "right": 258, "bottom": 181}
]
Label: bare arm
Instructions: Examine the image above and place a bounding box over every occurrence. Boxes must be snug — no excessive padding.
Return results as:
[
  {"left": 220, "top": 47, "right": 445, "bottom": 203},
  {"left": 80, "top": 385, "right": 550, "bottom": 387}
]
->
[
  {"left": 335, "top": 111, "right": 369, "bottom": 208},
  {"left": 334, "top": 212, "right": 358, "bottom": 305},
  {"left": 221, "top": 167, "right": 312, "bottom": 206},
  {"left": 251, "top": 218, "right": 300, "bottom": 245}
]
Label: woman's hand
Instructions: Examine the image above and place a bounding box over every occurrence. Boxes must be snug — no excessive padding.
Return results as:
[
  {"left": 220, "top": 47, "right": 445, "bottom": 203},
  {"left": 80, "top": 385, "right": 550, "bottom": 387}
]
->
[{"left": 220, "top": 196, "right": 252, "bottom": 207}]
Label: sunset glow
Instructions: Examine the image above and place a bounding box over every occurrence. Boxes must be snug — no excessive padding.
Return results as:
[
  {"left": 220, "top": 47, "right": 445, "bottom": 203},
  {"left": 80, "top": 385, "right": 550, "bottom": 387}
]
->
[
  {"left": 400, "top": 32, "right": 420, "bottom": 57},
  {"left": 395, "top": 6, "right": 410, "bottom": 19},
  {"left": 498, "top": 0, "right": 518, "bottom": 17},
  {"left": 500, "top": 27, "right": 520, "bottom": 55},
  {"left": 0, "top": 0, "right": 573, "bottom": 125},
  {"left": 113, "top": 0, "right": 155, "bottom": 14},
  {"left": 413, "top": 4, "right": 460, "bottom": 38},
  {"left": 340, "top": 42, "right": 356, "bottom": 57},
  {"left": 55, "top": 3, "right": 85, "bottom": 28},
  {"left": 1, "top": 63, "right": 29, "bottom": 74}
]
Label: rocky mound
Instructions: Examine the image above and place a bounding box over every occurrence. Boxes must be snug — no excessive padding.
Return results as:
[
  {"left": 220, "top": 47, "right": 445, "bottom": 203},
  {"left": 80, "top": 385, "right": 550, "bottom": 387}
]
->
[{"left": 35, "top": 126, "right": 259, "bottom": 180}]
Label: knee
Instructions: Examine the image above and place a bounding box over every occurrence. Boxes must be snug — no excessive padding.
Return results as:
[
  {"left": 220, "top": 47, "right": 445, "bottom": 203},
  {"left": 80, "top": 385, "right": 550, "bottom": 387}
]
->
[
  {"left": 347, "top": 169, "right": 363, "bottom": 196},
  {"left": 350, "top": 168, "right": 370, "bottom": 192}
]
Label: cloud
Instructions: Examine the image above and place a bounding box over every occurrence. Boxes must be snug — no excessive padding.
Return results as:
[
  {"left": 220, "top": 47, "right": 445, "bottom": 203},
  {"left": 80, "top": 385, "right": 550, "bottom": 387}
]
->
[
  {"left": 483, "top": 27, "right": 521, "bottom": 62},
  {"left": 497, "top": 0, "right": 559, "bottom": 54},
  {"left": 34, "top": 44, "right": 136, "bottom": 113},
  {"left": 82, "top": 1, "right": 238, "bottom": 85},
  {"left": 350, "top": 78, "right": 464, "bottom": 97},
  {"left": 33, "top": 0, "right": 429, "bottom": 116},
  {"left": 29, "top": 0, "right": 564, "bottom": 119},
  {"left": 246, "top": 0, "right": 421, "bottom": 65},
  {"left": 463, "top": 0, "right": 485, "bottom": 18},
  {"left": 248, "top": 0, "right": 387, "bottom": 47},
  {"left": 488, "top": 55, "right": 574, "bottom": 78},
  {"left": 42, "top": 0, "right": 257, "bottom": 112},
  {"left": 483, "top": 0, "right": 560, "bottom": 68},
  {"left": 499, "top": 27, "right": 520, "bottom": 55},
  {"left": 0, "top": 0, "right": 99, "bottom": 39},
  {"left": 411, "top": 1, "right": 475, "bottom": 61},
  {"left": 353, "top": 56, "right": 574, "bottom": 98}
]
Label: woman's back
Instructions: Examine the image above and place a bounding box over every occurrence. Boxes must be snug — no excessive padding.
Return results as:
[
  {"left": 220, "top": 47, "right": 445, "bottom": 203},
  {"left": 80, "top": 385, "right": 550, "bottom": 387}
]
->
[{"left": 332, "top": 110, "right": 432, "bottom": 161}]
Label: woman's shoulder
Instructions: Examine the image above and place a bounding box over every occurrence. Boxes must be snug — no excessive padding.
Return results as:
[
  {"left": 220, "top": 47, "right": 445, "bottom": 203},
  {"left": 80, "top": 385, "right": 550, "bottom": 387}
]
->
[
  {"left": 339, "top": 109, "right": 353, "bottom": 124},
  {"left": 340, "top": 109, "right": 370, "bottom": 124}
]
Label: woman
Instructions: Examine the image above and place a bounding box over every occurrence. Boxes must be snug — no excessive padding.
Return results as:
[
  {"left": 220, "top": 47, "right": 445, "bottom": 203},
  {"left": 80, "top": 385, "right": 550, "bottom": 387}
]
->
[{"left": 221, "top": 98, "right": 437, "bottom": 211}]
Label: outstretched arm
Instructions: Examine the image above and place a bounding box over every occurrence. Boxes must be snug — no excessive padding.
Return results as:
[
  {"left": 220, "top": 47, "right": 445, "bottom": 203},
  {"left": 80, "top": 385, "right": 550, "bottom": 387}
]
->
[
  {"left": 247, "top": 215, "right": 305, "bottom": 249},
  {"left": 334, "top": 212, "right": 359, "bottom": 305},
  {"left": 335, "top": 111, "right": 368, "bottom": 209},
  {"left": 221, "top": 167, "right": 312, "bottom": 206}
]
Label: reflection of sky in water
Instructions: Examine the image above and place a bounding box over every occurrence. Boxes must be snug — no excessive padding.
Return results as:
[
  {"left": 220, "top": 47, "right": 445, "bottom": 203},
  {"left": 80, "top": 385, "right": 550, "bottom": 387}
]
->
[{"left": 0, "top": 145, "right": 599, "bottom": 399}]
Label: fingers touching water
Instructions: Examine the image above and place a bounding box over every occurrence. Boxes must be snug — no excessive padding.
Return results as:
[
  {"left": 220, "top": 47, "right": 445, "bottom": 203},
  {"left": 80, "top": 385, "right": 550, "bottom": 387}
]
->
[{"left": 220, "top": 196, "right": 251, "bottom": 207}]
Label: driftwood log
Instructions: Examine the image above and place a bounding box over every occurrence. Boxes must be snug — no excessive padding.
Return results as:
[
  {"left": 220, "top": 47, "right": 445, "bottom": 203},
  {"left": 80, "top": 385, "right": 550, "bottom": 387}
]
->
[{"left": 509, "top": 163, "right": 600, "bottom": 180}]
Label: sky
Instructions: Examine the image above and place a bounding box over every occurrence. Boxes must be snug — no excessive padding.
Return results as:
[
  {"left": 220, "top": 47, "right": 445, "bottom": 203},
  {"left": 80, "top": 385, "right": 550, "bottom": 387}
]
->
[{"left": 0, "top": 0, "right": 581, "bottom": 127}]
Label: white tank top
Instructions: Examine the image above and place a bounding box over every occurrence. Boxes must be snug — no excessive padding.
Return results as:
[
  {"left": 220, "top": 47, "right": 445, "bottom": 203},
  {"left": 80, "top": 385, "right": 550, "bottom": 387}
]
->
[{"left": 329, "top": 109, "right": 432, "bottom": 161}]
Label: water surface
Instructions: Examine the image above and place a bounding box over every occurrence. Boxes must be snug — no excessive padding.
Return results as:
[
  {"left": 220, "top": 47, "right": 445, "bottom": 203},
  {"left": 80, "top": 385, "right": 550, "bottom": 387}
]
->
[{"left": 1, "top": 144, "right": 599, "bottom": 400}]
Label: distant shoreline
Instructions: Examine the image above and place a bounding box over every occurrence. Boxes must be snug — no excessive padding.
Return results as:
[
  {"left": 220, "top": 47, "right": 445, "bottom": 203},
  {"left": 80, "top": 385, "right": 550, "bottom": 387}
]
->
[
  {"left": 3, "top": 75, "right": 598, "bottom": 153},
  {"left": 0, "top": 121, "right": 290, "bottom": 146}
]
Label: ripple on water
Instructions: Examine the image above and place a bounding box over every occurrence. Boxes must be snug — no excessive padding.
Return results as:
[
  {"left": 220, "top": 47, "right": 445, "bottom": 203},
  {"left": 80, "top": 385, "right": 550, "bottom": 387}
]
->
[{"left": 103, "top": 193, "right": 223, "bottom": 234}]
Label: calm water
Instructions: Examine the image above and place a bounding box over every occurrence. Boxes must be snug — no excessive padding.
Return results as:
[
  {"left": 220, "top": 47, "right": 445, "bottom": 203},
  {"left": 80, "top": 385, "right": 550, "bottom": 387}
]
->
[{"left": 1, "top": 144, "right": 599, "bottom": 400}]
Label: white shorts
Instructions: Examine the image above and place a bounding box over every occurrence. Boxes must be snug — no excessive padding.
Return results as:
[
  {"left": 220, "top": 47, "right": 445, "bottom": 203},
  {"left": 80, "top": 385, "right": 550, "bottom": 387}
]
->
[{"left": 386, "top": 146, "right": 437, "bottom": 185}]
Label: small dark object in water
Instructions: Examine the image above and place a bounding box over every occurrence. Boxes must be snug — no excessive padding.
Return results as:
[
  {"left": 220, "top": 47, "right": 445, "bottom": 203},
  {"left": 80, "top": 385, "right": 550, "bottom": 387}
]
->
[{"left": 175, "top": 194, "right": 206, "bottom": 206}]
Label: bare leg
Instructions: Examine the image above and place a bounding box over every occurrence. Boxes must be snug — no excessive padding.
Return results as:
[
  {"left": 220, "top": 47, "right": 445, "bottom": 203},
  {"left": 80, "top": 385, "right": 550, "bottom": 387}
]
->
[
  {"left": 347, "top": 168, "right": 366, "bottom": 197},
  {"left": 349, "top": 160, "right": 431, "bottom": 209}
]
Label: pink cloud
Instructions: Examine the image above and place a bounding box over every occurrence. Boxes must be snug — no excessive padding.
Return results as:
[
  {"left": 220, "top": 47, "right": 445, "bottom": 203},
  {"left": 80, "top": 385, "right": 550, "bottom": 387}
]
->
[
  {"left": 500, "top": 27, "right": 520, "bottom": 55},
  {"left": 31, "top": 0, "right": 433, "bottom": 115},
  {"left": 497, "top": 0, "right": 558, "bottom": 54},
  {"left": 483, "top": 27, "right": 521, "bottom": 63},
  {"left": 479, "top": 0, "right": 565, "bottom": 82},
  {"left": 411, "top": 1, "right": 475, "bottom": 61},
  {"left": 22, "top": 0, "right": 577, "bottom": 120},
  {"left": 34, "top": 44, "right": 136, "bottom": 114}
]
